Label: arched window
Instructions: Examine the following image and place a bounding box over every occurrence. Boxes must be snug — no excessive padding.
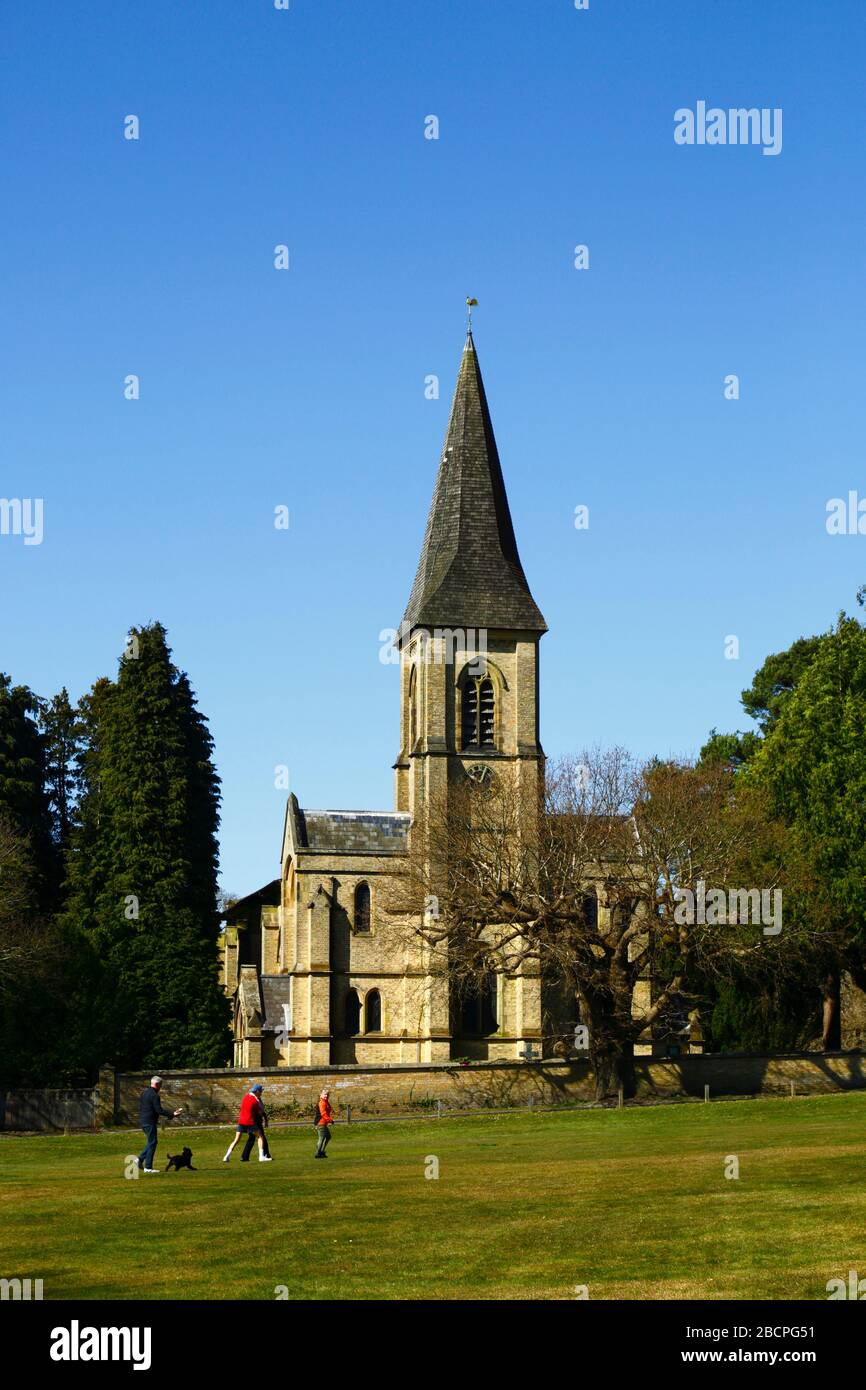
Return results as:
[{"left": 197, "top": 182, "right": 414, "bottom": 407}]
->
[
  {"left": 345, "top": 989, "right": 361, "bottom": 1035},
  {"left": 583, "top": 891, "right": 599, "bottom": 930},
  {"left": 461, "top": 673, "right": 496, "bottom": 750},
  {"left": 365, "top": 989, "right": 382, "bottom": 1033},
  {"left": 354, "top": 882, "right": 371, "bottom": 932}
]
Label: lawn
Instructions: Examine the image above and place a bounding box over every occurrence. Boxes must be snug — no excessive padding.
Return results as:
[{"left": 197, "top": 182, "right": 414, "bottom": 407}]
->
[{"left": 2, "top": 1094, "right": 864, "bottom": 1300}]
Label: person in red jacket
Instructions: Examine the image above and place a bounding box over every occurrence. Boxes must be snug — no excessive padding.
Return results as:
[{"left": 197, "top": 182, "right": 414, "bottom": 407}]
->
[
  {"left": 314, "top": 1088, "right": 334, "bottom": 1159},
  {"left": 223, "top": 1084, "right": 272, "bottom": 1164}
]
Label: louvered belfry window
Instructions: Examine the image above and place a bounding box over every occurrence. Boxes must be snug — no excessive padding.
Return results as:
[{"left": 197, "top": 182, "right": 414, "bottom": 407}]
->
[
  {"left": 461, "top": 674, "right": 495, "bottom": 749},
  {"left": 461, "top": 679, "right": 478, "bottom": 747},
  {"left": 479, "top": 679, "right": 495, "bottom": 745}
]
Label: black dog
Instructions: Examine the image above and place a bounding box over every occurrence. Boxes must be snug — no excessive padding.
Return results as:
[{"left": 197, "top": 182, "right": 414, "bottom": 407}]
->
[{"left": 165, "top": 1147, "right": 196, "bottom": 1172}]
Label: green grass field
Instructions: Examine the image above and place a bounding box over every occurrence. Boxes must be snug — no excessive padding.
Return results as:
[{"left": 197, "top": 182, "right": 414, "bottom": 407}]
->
[{"left": 2, "top": 1094, "right": 864, "bottom": 1300}]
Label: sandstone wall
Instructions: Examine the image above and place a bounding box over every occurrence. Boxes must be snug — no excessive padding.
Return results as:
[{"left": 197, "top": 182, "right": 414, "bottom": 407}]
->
[{"left": 104, "top": 1051, "right": 866, "bottom": 1127}]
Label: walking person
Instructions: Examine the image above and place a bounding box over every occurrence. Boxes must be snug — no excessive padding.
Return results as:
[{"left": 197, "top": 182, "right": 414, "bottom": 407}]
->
[
  {"left": 314, "top": 1088, "right": 334, "bottom": 1159},
  {"left": 137, "top": 1076, "right": 183, "bottom": 1173},
  {"left": 223, "top": 1083, "right": 272, "bottom": 1164},
  {"left": 255, "top": 1087, "right": 272, "bottom": 1160}
]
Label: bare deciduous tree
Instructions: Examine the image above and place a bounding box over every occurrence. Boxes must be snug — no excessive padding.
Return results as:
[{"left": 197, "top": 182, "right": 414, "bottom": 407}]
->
[{"left": 399, "top": 749, "right": 820, "bottom": 1099}]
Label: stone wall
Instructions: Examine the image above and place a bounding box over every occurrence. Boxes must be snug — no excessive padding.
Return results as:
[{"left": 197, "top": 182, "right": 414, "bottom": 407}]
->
[
  {"left": 5, "top": 1053, "right": 864, "bottom": 1131},
  {"left": 0, "top": 1086, "right": 97, "bottom": 1132},
  {"left": 105, "top": 1051, "right": 866, "bottom": 1127},
  {"left": 638, "top": 1051, "right": 866, "bottom": 1099}
]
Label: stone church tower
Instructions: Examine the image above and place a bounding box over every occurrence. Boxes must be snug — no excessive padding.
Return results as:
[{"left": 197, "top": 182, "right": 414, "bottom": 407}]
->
[
  {"left": 222, "top": 330, "right": 552, "bottom": 1068},
  {"left": 394, "top": 329, "right": 547, "bottom": 824}
]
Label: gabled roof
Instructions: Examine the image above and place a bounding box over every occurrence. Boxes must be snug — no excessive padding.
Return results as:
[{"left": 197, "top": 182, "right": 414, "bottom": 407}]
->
[
  {"left": 220, "top": 880, "right": 280, "bottom": 922},
  {"left": 297, "top": 809, "right": 411, "bottom": 854},
  {"left": 282, "top": 795, "right": 410, "bottom": 859},
  {"left": 402, "top": 332, "right": 547, "bottom": 634},
  {"left": 236, "top": 965, "right": 262, "bottom": 1028}
]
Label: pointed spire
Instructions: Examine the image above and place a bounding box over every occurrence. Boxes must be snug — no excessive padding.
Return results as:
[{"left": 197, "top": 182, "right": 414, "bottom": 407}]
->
[{"left": 402, "top": 332, "right": 546, "bottom": 633}]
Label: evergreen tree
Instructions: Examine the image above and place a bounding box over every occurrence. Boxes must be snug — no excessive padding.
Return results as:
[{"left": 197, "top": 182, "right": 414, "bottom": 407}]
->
[
  {"left": 0, "top": 678, "right": 94, "bottom": 1086},
  {"left": 0, "top": 673, "right": 53, "bottom": 905},
  {"left": 749, "top": 615, "right": 866, "bottom": 933},
  {"left": 747, "top": 614, "right": 866, "bottom": 1048},
  {"left": 696, "top": 614, "right": 859, "bottom": 1050},
  {"left": 699, "top": 727, "right": 762, "bottom": 770},
  {"left": 699, "top": 636, "right": 826, "bottom": 771},
  {"left": 39, "top": 687, "right": 82, "bottom": 906},
  {"left": 0, "top": 812, "right": 38, "bottom": 992},
  {"left": 702, "top": 968, "right": 819, "bottom": 1053},
  {"left": 65, "top": 624, "right": 230, "bottom": 1070},
  {"left": 740, "top": 635, "right": 826, "bottom": 731}
]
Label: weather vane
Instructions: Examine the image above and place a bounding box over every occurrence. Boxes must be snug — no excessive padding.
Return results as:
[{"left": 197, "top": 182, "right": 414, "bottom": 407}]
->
[{"left": 466, "top": 296, "right": 478, "bottom": 332}]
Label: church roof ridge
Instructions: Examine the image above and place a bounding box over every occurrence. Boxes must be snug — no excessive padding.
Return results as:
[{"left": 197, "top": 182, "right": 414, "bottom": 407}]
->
[{"left": 301, "top": 808, "right": 411, "bottom": 818}]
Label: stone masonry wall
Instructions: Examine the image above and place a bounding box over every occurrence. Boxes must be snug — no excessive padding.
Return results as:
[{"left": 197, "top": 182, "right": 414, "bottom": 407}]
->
[{"left": 101, "top": 1051, "right": 866, "bottom": 1127}]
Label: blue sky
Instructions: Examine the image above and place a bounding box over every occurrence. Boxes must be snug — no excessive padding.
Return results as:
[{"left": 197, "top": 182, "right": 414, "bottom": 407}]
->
[{"left": 2, "top": 0, "right": 865, "bottom": 894}]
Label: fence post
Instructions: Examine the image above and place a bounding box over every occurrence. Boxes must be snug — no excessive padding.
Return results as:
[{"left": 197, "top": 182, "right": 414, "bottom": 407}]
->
[
  {"left": 617, "top": 1086, "right": 623, "bottom": 1109},
  {"left": 346, "top": 1104, "right": 351, "bottom": 1125},
  {"left": 528, "top": 1093, "right": 535, "bottom": 1111},
  {"left": 790, "top": 1081, "right": 795, "bottom": 1099},
  {"left": 436, "top": 1099, "right": 442, "bottom": 1120},
  {"left": 704, "top": 1084, "right": 710, "bottom": 1103}
]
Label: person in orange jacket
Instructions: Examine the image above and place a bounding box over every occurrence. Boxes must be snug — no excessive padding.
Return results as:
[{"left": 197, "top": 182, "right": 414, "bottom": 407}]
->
[{"left": 314, "top": 1088, "right": 334, "bottom": 1159}]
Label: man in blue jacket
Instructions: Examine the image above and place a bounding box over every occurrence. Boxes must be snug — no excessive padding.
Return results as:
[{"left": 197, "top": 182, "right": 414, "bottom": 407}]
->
[{"left": 136, "top": 1076, "right": 183, "bottom": 1173}]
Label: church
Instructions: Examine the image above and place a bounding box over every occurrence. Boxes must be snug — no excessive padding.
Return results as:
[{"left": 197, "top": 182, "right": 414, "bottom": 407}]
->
[{"left": 221, "top": 327, "right": 570, "bottom": 1068}]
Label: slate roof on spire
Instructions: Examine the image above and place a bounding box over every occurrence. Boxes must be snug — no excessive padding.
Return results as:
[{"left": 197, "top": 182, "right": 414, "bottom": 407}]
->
[{"left": 402, "top": 332, "right": 547, "bottom": 633}]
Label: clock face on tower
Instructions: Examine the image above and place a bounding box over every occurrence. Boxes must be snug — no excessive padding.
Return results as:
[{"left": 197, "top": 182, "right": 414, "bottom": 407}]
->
[{"left": 465, "top": 763, "right": 493, "bottom": 787}]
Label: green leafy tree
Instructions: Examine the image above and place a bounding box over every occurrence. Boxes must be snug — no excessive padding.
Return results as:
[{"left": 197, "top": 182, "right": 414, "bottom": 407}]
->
[
  {"left": 700, "top": 635, "right": 826, "bottom": 773},
  {"left": 740, "top": 635, "right": 826, "bottom": 731},
  {"left": 699, "top": 728, "right": 762, "bottom": 769},
  {"left": 746, "top": 614, "right": 866, "bottom": 1048},
  {"left": 696, "top": 624, "right": 851, "bottom": 1048}
]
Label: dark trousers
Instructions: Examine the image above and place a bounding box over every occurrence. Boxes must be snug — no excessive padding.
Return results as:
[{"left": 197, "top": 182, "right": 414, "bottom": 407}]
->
[
  {"left": 315, "top": 1124, "right": 331, "bottom": 1156},
  {"left": 138, "top": 1123, "right": 158, "bottom": 1169},
  {"left": 241, "top": 1124, "right": 270, "bottom": 1161}
]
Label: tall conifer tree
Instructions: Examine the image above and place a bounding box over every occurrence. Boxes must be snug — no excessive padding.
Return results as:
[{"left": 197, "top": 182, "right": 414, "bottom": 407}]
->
[
  {"left": 65, "top": 624, "right": 230, "bottom": 1069},
  {"left": 0, "top": 674, "right": 53, "bottom": 900},
  {"left": 39, "top": 687, "right": 81, "bottom": 906}
]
